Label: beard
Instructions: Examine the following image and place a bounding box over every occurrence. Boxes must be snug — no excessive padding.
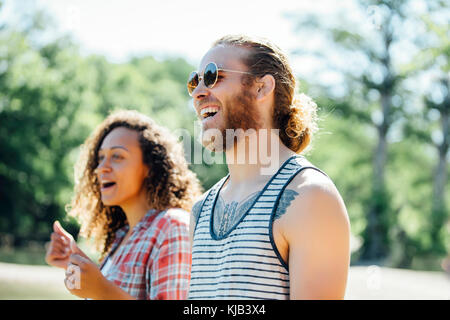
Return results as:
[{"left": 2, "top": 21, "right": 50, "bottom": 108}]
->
[{"left": 202, "top": 88, "right": 263, "bottom": 152}]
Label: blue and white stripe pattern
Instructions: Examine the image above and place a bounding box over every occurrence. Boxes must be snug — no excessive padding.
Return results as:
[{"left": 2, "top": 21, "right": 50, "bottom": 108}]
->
[{"left": 189, "top": 155, "right": 321, "bottom": 300}]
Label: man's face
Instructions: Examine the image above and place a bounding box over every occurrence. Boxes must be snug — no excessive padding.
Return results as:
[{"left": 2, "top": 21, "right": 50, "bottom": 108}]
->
[{"left": 191, "top": 45, "right": 262, "bottom": 151}]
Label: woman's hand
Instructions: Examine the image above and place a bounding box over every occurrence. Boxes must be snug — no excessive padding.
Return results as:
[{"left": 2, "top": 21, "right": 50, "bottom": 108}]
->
[
  {"left": 64, "top": 241, "right": 135, "bottom": 300},
  {"left": 64, "top": 244, "right": 109, "bottom": 299},
  {"left": 45, "top": 221, "right": 73, "bottom": 269}
]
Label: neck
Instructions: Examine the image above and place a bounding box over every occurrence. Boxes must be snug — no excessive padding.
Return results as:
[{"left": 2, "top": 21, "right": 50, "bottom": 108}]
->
[
  {"left": 119, "top": 190, "right": 152, "bottom": 231},
  {"left": 224, "top": 128, "right": 295, "bottom": 186}
]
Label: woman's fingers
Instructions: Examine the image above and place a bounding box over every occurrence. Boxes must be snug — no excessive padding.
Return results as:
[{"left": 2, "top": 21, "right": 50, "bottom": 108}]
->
[
  {"left": 53, "top": 221, "right": 73, "bottom": 242},
  {"left": 46, "top": 251, "right": 66, "bottom": 267},
  {"left": 69, "top": 253, "right": 88, "bottom": 267},
  {"left": 49, "top": 234, "right": 71, "bottom": 256},
  {"left": 51, "top": 231, "right": 69, "bottom": 242},
  {"left": 52, "top": 246, "right": 70, "bottom": 258},
  {"left": 46, "top": 235, "right": 71, "bottom": 269},
  {"left": 46, "top": 244, "right": 69, "bottom": 259},
  {"left": 50, "top": 233, "right": 70, "bottom": 248},
  {"left": 46, "top": 222, "right": 81, "bottom": 271},
  {"left": 69, "top": 239, "right": 89, "bottom": 260}
]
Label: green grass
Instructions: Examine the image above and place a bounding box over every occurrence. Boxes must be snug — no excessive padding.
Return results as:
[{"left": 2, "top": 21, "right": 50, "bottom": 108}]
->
[
  {"left": 0, "top": 247, "right": 47, "bottom": 266},
  {"left": 0, "top": 240, "right": 101, "bottom": 266}
]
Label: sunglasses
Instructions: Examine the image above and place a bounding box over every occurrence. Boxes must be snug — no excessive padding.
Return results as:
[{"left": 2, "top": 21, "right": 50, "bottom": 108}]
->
[{"left": 187, "top": 62, "right": 253, "bottom": 96}]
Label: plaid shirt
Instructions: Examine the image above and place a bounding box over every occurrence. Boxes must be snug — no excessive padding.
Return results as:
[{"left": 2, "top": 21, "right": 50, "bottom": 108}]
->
[{"left": 99, "top": 208, "right": 191, "bottom": 300}]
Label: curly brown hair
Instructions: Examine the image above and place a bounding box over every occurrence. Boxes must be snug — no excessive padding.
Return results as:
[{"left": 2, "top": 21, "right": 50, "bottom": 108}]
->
[
  {"left": 67, "top": 110, "right": 203, "bottom": 260},
  {"left": 213, "top": 35, "right": 318, "bottom": 154}
]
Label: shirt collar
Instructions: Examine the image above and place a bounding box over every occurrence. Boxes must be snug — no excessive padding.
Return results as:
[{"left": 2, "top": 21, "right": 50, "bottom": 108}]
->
[
  {"left": 134, "top": 208, "right": 159, "bottom": 232},
  {"left": 106, "top": 209, "right": 160, "bottom": 259}
]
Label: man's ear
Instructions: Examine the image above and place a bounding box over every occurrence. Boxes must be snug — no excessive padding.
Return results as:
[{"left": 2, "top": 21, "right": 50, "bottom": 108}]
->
[{"left": 255, "top": 74, "right": 275, "bottom": 101}]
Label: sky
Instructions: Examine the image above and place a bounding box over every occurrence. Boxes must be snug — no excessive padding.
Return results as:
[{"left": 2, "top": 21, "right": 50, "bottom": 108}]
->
[
  {"left": 2, "top": 0, "right": 444, "bottom": 94},
  {"left": 1, "top": 1, "right": 447, "bottom": 150},
  {"left": 31, "top": 0, "right": 338, "bottom": 63},
  {"left": 1, "top": 0, "right": 356, "bottom": 76}
]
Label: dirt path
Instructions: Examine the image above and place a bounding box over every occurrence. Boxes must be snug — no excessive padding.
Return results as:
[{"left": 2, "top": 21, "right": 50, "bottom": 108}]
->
[
  {"left": 0, "top": 262, "right": 449, "bottom": 300},
  {"left": 346, "top": 265, "right": 449, "bottom": 299},
  {"left": 0, "top": 262, "right": 75, "bottom": 299}
]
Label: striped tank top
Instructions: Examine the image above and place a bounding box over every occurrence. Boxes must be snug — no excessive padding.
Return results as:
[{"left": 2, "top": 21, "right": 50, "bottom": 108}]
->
[{"left": 189, "top": 155, "right": 326, "bottom": 300}]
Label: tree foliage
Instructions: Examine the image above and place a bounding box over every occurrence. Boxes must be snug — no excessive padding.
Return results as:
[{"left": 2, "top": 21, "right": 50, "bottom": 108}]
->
[
  {"left": 0, "top": 14, "right": 226, "bottom": 245},
  {"left": 288, "top": 0, "right": 449, "bottom": 268}
]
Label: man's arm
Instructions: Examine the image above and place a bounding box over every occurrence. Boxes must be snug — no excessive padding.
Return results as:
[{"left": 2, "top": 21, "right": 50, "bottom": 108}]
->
[{"left": 280, "top": 176, "right": 350, "bottom": 299}]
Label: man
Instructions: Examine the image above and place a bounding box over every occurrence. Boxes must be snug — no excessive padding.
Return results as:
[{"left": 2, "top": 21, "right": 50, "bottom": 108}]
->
[{"left": 188, "top": 35, "right": 350, "bottom": 300}]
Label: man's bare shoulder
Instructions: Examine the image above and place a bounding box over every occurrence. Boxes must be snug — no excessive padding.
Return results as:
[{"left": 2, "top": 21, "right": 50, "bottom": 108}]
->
[
  {"left": 280, "top": 166, "right": 350, "bottom": 300},
  {"left": 289, "top": 165, "right": 336, "bottom": 195},
  {"left": 280, "top": 166, "right": 349, "bottom": 240}
]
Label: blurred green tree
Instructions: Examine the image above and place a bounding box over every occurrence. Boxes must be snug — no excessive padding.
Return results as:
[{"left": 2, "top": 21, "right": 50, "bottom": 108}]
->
[
  {"left": 402, "top": 16, "right": 449, "bottom": 261},
  {"left": 0, "top": 7, "right": 229, "bottom": 249},
  {"left": 0, "top": 22, "right": 91, "bottom": 243},
  {"left": 287, "top": 0, "right": 448, "bottom": 265}
]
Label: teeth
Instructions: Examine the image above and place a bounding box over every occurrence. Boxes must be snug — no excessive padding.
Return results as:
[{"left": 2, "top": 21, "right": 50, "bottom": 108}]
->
[{"left": 200, "top": 107, "right": 219, "bottom": 118}]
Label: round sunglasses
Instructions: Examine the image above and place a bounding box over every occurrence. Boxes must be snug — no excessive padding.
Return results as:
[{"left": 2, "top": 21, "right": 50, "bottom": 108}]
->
[{"left": 187, "top": 62, "right": 253, "bottom": 96}]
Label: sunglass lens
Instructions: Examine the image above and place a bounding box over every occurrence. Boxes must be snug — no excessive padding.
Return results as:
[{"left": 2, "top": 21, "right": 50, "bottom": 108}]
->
[
  {"left": 203, "top": 63, "right": 218, "bottom": 88},
  {"left": 187, "top": 71, "right": 199, "bottom": 95}
]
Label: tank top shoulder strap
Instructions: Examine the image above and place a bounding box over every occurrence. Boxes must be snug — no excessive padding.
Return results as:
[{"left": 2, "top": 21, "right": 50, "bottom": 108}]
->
[
  {"left": 196, "top": 174, "right": 229, "bottom": 222},
  {"left": 290, "top": 155, "right": 329, "bottom": 177}
]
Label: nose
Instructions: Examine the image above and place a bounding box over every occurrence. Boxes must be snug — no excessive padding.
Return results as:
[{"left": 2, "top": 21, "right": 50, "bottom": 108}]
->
[
  {"left": 191, "top": 82, "right": 211, "bottom": 115},
  {"left": 95, "top": 157, "right": 112, "bottom": 174},
  {"left": 191, "top": 77, "right": 210, "bottom": 101}
]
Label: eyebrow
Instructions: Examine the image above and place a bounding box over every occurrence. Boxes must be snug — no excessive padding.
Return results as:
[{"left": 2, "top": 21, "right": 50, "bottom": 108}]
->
[{"left": 99, "top": 146, "right": 130, "bottom": 152}]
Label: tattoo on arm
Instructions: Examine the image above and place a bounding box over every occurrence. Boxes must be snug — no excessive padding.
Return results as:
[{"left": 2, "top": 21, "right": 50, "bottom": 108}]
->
[{"left": 274, "top": 189, "right": 299, "bottom": 221}]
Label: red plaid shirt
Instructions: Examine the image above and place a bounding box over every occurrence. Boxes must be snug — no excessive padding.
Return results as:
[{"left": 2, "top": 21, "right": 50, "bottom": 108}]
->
[{"left": 99, "top": 208, "right": 191, "bottom": 300}]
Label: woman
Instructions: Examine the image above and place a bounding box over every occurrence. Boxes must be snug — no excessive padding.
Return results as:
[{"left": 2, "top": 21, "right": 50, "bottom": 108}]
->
[{"left": 45, "top": 110, "right": 202, "bottom": 299}]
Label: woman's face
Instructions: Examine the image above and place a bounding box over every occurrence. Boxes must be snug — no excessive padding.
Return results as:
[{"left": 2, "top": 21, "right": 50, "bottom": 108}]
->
[{"left": 95, "top": 127, "right": 149, "bottom": 207}]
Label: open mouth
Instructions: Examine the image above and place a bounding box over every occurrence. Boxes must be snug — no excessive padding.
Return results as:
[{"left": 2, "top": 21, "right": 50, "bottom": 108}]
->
[
  {"left": 101, "top": 182, "right": 116, "bottom": 190},
  {"left": 200, "top": 106, "right": 219, "bottom": 120}
]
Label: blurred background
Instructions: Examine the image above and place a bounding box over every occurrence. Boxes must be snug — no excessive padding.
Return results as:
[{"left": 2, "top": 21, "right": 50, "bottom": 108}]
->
[{"left": 0, "top": 0, "right": 449, "bottom": 299}]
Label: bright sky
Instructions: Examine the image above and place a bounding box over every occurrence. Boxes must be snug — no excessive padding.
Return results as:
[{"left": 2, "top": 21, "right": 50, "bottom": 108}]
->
[
  {"left": 32, "top": 0, "right": 336, "bottom": 63},
  {"left": 3, "top": 0, "right": 445, "bottom": 144},
  {"left": 5, "top": 0, "right": 440, "bottom": 93},
  {"left": 2, "top": 0, "right": 356, "bottom": 76}
]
